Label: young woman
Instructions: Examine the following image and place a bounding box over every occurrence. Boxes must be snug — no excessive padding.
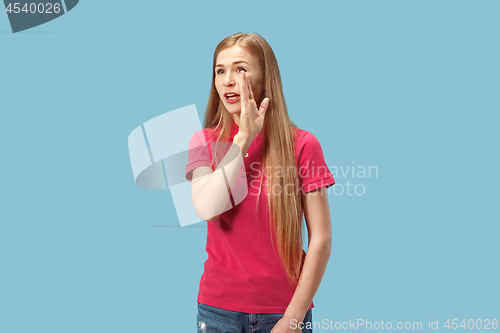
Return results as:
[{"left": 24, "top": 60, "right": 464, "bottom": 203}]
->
[{"left": 185, "top": 32, "right": 335, "bottom": 333}]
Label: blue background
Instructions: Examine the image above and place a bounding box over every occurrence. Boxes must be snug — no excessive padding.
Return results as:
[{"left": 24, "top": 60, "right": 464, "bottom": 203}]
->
[{"left": 1, "top": 1, "right": 499, "bottom": 332}]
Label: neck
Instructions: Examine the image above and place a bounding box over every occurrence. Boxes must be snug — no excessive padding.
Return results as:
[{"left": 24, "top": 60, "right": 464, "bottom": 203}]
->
[{"left": 232, "top": 113, "right": 241, "bottom": 127}]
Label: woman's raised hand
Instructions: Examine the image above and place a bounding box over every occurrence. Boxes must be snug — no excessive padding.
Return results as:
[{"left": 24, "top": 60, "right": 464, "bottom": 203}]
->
[{"left": 238, "top": 72, "right": 270, "bottom": 140}]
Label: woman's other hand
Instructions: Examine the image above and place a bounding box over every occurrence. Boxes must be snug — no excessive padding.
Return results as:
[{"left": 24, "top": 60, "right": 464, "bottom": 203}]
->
[{"left": 271, "top": 316, "right": 302, "bottom": 332}]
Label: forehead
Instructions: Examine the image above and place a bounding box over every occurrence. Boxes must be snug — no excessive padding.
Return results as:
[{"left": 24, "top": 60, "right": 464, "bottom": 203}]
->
[{"left": 216, "top": 45, "right": 259, "bottom": 67}]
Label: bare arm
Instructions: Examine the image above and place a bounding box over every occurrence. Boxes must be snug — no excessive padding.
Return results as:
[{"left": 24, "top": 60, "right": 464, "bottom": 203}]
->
[
  {"left": 190, "top": 134, "right": 252, "bottom": 221},
  {"left": 271, "top": 186, "right": 332, "bottom": 332}
]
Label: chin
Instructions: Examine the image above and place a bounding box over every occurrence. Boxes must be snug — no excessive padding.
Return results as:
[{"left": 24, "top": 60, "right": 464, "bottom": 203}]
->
[{"left": 222, "top": 102, "right": 241, "bottom": 114}]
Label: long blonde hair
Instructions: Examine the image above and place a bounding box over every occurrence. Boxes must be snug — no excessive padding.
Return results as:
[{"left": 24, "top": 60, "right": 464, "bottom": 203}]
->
[{"left": 203, "top": 32, "right": 304, "bottom": 286}]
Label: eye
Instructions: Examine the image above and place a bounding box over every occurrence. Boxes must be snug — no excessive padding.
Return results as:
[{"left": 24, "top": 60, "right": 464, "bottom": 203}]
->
[{"left": 215, "top": 67, "right": 246, "bottom": 75}]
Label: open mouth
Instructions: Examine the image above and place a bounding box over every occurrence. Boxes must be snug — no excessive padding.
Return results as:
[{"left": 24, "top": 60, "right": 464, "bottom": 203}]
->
[{"left": 224, "top": 93, "right": 240, "bottom": 103}]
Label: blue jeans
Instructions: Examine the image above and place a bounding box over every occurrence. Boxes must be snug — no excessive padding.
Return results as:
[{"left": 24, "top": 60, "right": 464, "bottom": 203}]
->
[{"left": 197, "top": 302, "right": 313, "bottom": 333}]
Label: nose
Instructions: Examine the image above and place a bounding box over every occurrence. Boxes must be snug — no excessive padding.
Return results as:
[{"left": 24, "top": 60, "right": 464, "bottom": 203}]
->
[{"left": 223, "top": 72, "right": 237, "bottom": 87}]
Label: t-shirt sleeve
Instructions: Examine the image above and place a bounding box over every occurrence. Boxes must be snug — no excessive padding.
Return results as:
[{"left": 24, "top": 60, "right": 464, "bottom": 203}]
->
[
  {"left": 297, "top": 131, "right": 336, "bottom": 194},
  {"left": 185, "top": 130, "right": 213, "bottom": 182}
]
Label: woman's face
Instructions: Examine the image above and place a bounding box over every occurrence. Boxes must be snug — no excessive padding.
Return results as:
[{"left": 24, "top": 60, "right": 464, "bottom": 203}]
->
[{"left": 214, "top": 45, "right": 265, "bottom": 116}]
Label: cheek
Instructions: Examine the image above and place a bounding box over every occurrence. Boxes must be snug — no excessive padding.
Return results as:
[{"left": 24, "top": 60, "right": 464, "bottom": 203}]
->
[
  {"left": 250, "top": 76, "right": 263, "bottom": 90},
  {"left": 246, "top": 76, "right": 256, "bottom": 90},
  {"left": 215, "top": 81, "right": 223, "bottom": 96},
  {"left": 251, "top": 79, "right": 263, "bottom": 94}
]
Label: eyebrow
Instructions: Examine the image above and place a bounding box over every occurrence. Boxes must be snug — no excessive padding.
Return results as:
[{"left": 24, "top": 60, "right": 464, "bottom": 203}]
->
[{"left": 215, "top": 61, "right": 249, "bottom": 68}]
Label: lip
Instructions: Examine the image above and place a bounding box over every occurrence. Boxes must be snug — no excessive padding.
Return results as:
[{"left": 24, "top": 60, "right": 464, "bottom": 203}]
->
[{"left": 224, "top": 92, "right": 240, "bottom": 104}]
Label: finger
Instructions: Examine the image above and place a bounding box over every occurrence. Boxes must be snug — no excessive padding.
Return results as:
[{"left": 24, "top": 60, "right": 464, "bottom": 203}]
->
[
  {"left": 259, "top": 98, "right": 270, "bottom": 114},
  {"left": 239, "top": 72, "right": 248, "bottom": 106},
  {"left": 246, "top": 74, "right": 255, "bottom": 101},
  {"left": 242, "top": 72, "right": 251, "bottom": 103}
]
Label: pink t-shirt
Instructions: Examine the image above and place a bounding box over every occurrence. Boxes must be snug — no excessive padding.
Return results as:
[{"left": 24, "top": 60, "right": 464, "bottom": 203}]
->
[{"left": 185, "top": 120, "right": 335, "bottom": 314}]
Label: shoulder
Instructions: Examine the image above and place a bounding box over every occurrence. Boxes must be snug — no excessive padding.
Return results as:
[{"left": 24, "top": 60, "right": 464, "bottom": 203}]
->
[
  {"left": 189, "top": 128, "right": 219, "bottom": 146},
  {"left": 293, "top": 127, "right": 323, "bottom": 152}
]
